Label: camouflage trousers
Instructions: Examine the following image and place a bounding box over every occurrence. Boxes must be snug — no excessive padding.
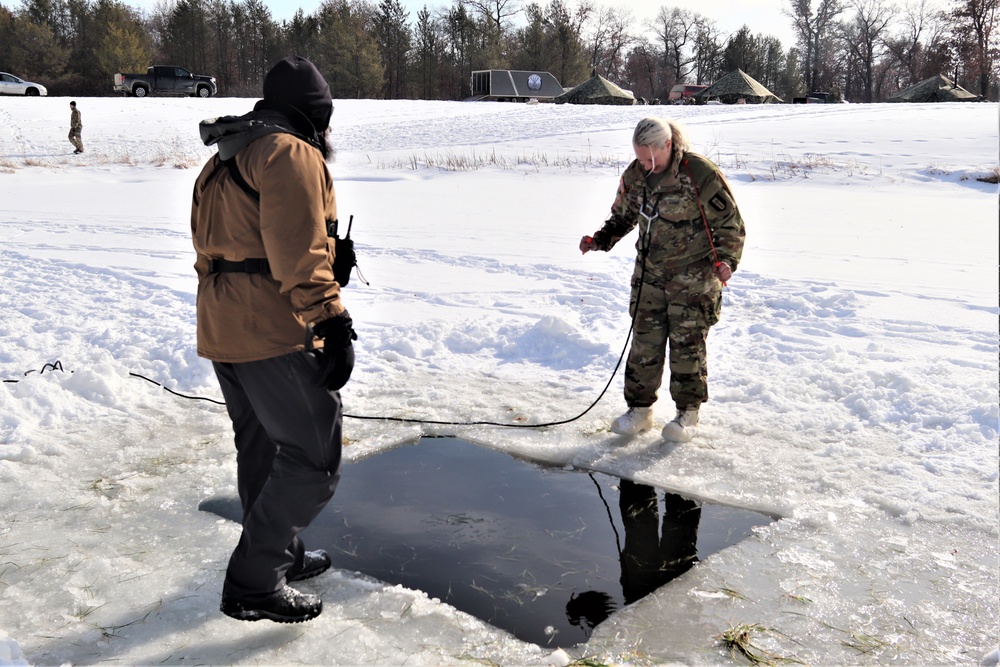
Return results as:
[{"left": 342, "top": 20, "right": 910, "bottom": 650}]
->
[
  {"left": 68, "top": 129, "right": 83, "bottom": 152},
  {"left": 624, "top": 260, "right": 722, "bottom": 410}
]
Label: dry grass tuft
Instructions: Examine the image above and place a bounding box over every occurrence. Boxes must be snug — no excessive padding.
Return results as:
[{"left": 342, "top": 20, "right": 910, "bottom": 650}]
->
[
  {"left": 375, "top": 148, "right": 624, "bottom": 173},
  {"left": 977, "top": 165, "right": 1000, "bottom": 184},
  {"left": 718, "top": 623, "right": 804, "bottom": 666}
]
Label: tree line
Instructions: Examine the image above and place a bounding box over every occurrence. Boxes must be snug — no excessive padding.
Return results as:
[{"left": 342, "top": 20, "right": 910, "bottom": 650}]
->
[{"left": 0, "top": 0, "right": 995, "bottom": 102}]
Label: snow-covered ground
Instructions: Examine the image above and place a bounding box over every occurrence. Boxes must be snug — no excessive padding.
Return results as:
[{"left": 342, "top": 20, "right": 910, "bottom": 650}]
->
[{"left": 0, "top": 96, "right": 996, "bottom": 666}]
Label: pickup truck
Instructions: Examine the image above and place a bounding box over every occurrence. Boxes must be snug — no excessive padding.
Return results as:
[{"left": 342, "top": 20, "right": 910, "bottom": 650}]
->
[{"left": 113, "top": 66, "right": 217, "bottom": 98}]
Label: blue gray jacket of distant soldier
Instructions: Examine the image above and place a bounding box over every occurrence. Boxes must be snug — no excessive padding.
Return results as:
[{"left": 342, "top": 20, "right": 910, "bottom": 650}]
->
[{"left": 590, "top": 148, "right": 745, "bottom": 286}]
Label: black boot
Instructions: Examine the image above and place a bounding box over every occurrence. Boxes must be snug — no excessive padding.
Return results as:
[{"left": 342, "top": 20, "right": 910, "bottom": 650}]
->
[
  {"left": 287, "top": 549, "right": 331, "bottom": 582},
  {"left": 220, "top": 585, "right": 322, "bottom": 623}
]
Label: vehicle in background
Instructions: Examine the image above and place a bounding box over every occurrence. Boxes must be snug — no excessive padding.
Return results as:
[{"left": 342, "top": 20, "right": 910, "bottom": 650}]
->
[
  {"left": 793, "top": 91, "right": 842, "bottom": 103},
  {"left": 0, "top": 72, "right": 47, "bottom": 96},
  {"left": 668, "top": 83, "right": 708, "bottom": 103},
  {"left": 468, "top": 70, "right": 564, "bottom": 102},
  {"left": 113, "top": 66, "right": 217, "bottom": 98}
]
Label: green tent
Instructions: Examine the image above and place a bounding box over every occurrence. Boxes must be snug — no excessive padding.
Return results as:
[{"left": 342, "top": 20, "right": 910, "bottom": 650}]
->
[
  {"left": 693, "top": 69, "right": 782, "bottom": 104},
  {"left": 887, "top": 74, "right": 980, "bottom": 102},
  {"left": 556, "top": 72, "right": 636, "bottom": 106}
]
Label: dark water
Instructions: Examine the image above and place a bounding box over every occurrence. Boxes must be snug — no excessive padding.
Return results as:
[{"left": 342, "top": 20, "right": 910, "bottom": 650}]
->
[{"left": 201, "top": 437, "right": 775, "bottom": 648}]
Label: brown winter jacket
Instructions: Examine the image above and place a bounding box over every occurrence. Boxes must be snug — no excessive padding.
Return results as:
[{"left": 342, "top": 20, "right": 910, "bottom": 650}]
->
[{"left": 191, "top": 132, "right": 344, "bottom": 362}]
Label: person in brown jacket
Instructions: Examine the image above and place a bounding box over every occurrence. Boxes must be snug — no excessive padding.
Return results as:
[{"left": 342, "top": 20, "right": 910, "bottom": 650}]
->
[{"left": 191, "top": 56, "right": 356, "bottom": 624}]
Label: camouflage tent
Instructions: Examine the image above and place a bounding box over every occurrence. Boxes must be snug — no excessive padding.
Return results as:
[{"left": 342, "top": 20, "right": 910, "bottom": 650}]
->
[
  {"left": 887, "top": 74, "right": 980, "bottom": 102},
  {"left": 693, "top": 69, "right": 782, "bottom": 104},
  {"left": 556, "top": 72, "right": 636, "bottom": 105}
]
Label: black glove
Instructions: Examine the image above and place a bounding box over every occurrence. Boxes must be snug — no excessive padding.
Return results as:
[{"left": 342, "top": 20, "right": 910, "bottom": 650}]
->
[{"left": 311, "top": 311, "right": 358, "bottom": 391}]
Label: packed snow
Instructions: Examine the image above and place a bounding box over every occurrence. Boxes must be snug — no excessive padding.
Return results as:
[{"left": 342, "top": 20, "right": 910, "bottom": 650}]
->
[{"left": 0, "top": 96, "right": 997, "bottom": 665}]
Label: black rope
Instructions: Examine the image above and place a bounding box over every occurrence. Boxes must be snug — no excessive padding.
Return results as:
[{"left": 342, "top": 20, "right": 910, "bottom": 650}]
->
[
  {"left": 127, "top": 372, "right": 227, "bottom": 406},
  {"left": 3, "top": 302, "right": 632, "bottom": 424},
  {"left": 341, "top": 209, "right": 652, "bottom": 429},
  {"left": 3, "top": 360, "right": 65, "bottom": 382},
  {"left": 3, "top": 214, "right": 652, "bottom": 429},
  {"left": 589, "top": 472, "right": 623, "bottom": 558},
  {"left": 342, "top": 312, "right": 634, "bottom": 428},
  {"left": 3, "top": 361, "right": 227, "bottom": 406}
]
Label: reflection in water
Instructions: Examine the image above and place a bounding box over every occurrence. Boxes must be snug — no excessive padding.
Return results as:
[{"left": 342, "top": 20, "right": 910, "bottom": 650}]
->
[
  {"left": 566, "top": 590, "right": 616, "bottom": 631},
  {"left": 565, "top": 479, "right": 702, "bottom": 629},
  {"left": 200, "top": 438, "right": 773, "bottom": 648},
  {"left": 620, "top": 480, "right": 701, "bottom": 603}
]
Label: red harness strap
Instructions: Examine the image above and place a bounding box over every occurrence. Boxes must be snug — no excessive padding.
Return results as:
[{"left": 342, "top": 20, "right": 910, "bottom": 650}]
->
[{"left": 682, "top": 158, "right": 726, "bottom": 287}]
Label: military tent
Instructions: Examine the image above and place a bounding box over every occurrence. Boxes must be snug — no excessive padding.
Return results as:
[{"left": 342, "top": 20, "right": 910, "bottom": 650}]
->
[
  {"left": 887, "top": 74, "right": 980, "bottom": 103},
  {"left": 556, "top": 72, "right": 635, "bottom": 105},
  {"left": 693, "top": 69, "right": 782, "bottom": 104}
]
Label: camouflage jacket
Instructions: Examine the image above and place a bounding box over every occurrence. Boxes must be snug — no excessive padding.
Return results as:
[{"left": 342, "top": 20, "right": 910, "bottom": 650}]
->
[
  {"left": 70, "top": 109, "right": 82, "bottom": 132},
  {"left": 592, "top": 149, "right": 745, "bottom": 285}
]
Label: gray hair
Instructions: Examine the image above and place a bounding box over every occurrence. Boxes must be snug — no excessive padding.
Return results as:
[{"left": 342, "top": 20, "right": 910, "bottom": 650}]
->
[{"left": 632, "top": 117, "right": 691, "bottom": 153}]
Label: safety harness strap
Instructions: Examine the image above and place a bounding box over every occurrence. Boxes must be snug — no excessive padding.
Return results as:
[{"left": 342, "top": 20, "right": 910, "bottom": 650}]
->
[
  {"left": 207, "top": 257, "right": 270, "bottom": 274},
  {"left": 223, "top": 157, "right": 260, "bottom": 202}
]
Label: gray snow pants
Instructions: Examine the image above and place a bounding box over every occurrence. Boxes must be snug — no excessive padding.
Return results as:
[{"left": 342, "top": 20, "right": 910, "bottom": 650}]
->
[{"left": 213, "top": 351, "right": 343, "bottom": 601}]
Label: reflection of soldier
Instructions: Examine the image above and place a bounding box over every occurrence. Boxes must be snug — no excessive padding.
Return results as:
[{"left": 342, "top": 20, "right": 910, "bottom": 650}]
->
[
  {"left": 563, "top": 480, "right": 701, "bottom": 634},
  {"left": 68, "top": 101, "right": 83, "bottom": 154},
  {"left": 580, "top": 117, "right": 745, "bottom": 442},
  {"left": 618, "top": 480, "right": 700, "bottom": 604}
]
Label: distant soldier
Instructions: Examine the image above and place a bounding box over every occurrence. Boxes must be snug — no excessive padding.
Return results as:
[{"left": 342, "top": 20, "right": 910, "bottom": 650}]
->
[
  {"left": 580, "top": 117, "right": 745, "bottom": 442},
  {"left": 68, "top": 101, "right": 83, "bottom": 154}
]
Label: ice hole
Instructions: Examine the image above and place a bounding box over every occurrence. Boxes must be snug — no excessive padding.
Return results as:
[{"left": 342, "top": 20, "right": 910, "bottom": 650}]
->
[{"left": 201, "top": 436, "right": 776, "bottom": 647}]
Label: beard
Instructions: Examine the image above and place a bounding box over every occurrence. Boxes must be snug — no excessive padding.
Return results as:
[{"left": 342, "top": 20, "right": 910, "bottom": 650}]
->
[{"left": 322, "top": 129, "right": 335, "bottom": 163}]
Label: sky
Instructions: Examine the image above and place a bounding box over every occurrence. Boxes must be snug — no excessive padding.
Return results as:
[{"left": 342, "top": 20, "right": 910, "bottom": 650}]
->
[
  {"left": 0, "top": 97, "right": 997, "bottom": 666},
  {"left": 0, "top": 0, "right": 800, "bottom": 49}
]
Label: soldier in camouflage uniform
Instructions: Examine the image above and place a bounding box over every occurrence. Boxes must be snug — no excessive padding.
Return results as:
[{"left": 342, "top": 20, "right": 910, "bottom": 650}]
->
[
  {"left": 580, "top": 117, "right": 745, "bottom": 442},
  {"left": 68, "top": 101, "right": 83, "bottom": 154}
]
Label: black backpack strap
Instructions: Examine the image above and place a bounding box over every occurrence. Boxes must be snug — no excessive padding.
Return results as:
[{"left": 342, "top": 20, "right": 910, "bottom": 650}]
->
[{"left": 223, "top": 157, "right": 260, "bottom": 203}]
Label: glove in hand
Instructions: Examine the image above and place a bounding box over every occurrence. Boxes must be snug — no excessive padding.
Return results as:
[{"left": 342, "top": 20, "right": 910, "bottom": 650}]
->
[
  {"left": 579, "top": 235, "right": 598, "bottom": 254},
  {"left": 312, "top": 311, "right": 358, "bottom": 391}
]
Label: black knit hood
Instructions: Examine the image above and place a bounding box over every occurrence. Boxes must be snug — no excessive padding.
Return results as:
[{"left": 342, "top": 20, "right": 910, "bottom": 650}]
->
[{"left": 256, "top": 56, "right": 332, "bottom": 140}]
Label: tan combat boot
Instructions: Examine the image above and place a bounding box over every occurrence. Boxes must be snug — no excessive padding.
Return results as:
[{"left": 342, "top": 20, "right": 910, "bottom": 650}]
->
[
  {"left": 610, "top": 406, "right": 654, "bottom": 435},
  {"left": 661, "top": 407, "right": 699, "bottom": 442}
]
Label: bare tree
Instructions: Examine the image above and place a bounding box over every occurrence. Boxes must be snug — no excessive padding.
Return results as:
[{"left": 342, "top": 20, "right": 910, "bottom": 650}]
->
[
  {"left": 586, "top": 4, "right": 634, "bottom": 80},
  {"left": 786, "top": 0, "right": 846, "bottom": 90},
  {"left": 465, "top": 0, "right": 520, "bottom": 32},
  {"left": 950, "top": 0, "right": 997, "bottom": 97},
  {"left": 691, "top": 15, "right": 725, "bottom": 84},
  {"left": 623, "top": 39, "right": 658, "bottom": 99},
  {"left": 585, "top": 4, "right": 611, "bottom": 72},
  {"left": 884, "top": 0, "right": 942, "bottom": 84},
  {"left": 841, "top": 0, "right": 895, "bottom": 101},
  {"left": 603, "top": 5, "right": 634, "bottom": 79},
  {"left": 466, "top": 0, "right": 519, "bottom": 63},
  {"left": 648, "top": 6, "right": 698, "bottom": 92}
]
